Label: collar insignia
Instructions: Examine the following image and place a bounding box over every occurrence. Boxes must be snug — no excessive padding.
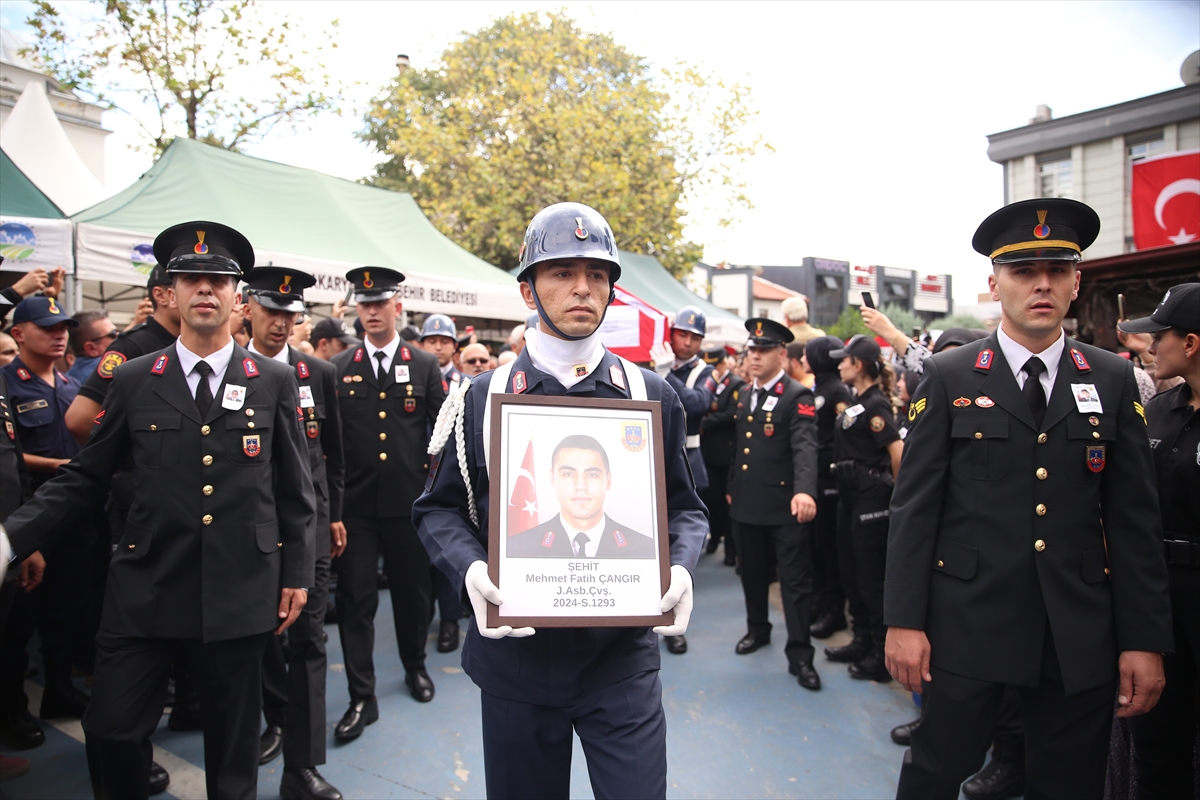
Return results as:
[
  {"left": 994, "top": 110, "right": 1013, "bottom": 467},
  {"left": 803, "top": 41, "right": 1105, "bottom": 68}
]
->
[
  {"left": 151, "top": 354, "right": 168, "bottom": 375},
  {"left": 1070, "top": 348, "right": 1091, "bottom": 372},
  {"left": 974, "top": 349, "right": 994, "bottom": 371},
  {"left": 243, "top": 357, "right": 260, "bottom": 378}
]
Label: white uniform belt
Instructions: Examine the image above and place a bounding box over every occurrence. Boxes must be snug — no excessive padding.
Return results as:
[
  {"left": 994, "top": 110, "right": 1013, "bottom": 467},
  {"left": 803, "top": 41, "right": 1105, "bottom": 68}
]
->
[{"left": 686, "top": 434, "right": 700, "bottom": 449}]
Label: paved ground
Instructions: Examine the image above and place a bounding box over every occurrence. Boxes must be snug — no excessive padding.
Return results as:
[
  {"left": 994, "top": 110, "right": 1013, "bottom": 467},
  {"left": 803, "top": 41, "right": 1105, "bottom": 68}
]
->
[{"left": 2, "top": 549, "right": 927, "bottom": 799}]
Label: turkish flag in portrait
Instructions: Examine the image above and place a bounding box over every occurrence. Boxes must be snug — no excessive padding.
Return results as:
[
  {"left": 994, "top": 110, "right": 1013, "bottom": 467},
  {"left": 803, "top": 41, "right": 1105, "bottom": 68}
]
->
[
  {"left": 1131, "top": 150, "right": 1200, "bottom": 250},
  {"left": 507, "top": 439, "right": 539, "bottom": 535}
]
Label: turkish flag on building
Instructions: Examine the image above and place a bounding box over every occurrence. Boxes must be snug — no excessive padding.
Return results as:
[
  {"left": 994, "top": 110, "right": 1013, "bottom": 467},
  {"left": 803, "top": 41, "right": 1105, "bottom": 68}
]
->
[
  {"left": 1131, "top": 150, "right": 1200, "bottom": 250},
  {"left": 507, "top": 439, "right": 539, "bottom": 535}
]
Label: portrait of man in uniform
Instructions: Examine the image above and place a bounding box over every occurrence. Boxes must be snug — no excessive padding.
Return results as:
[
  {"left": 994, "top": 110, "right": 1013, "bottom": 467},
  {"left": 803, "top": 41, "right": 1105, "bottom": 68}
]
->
[{"left": 507, "top": 434, "right": 655, "bottom": 559}]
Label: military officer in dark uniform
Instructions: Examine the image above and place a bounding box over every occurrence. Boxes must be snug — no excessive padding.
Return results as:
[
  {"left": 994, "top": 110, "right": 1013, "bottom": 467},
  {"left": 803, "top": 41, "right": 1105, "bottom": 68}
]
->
[
  {"left": 803, "top": 336, "right": 855, "bottom": 640},
  {"left": 331, "top": 267, "right": 445, "bottom": 739},
  {"left": 0, "top": 221, "right": 317, "bottom": 800},
  {"left": 727, "top": 318, "right": 821, "bottom": 690},
  {"left": 413, "top": 202, "right": 706, "bottom": 799},
  {"left": 885, "top": 198, "right": 1172, "bottom": 800},
  {"left": 1119, "top": 283, "right": 1200, "bottom": 799},
  {"left": 700, "top": 346, "right": 744, "bottom": 566},
  {"left": 240, "top": 266, "right": 346, "bottom": 800},
  {"left": 828, "top": 334, "right": 903, "bottom": 682}
]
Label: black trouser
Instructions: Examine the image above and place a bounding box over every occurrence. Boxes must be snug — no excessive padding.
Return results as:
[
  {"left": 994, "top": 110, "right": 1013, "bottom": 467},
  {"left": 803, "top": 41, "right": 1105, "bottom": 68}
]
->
[
  {"left": 262, "top": 550, "right": 331, "bottom": 767},
  {"left": 480, "top": 670, "right": 667, "bottom": 799},
  {"left": 701, "top": 463, "right": 736, "bottom": 557},
  {"left": 84, "top": 630, "right": 269, "bottom": 800},
  {"left": 1130, "top": 564, "right": 1200, "bottom": 799},
  {"left": 0, "top": 579, "right": 35, "bottom": 717},
  {"left": 898, "top": 627, "right": 1116, "bottom": 800},
  {"left": 836, "top": 476, "right": 892, "bottom": 645},
  {"left": 36, "top": 517, "right": 96, "bottom": 668},
  {"left": 736, "top": 521, "right": 814, "bottom": 668},
  {"left": 812, "top": 481, "right": 841, "bottom": 612},
  {"left": 334, "top": 516, "right": 431, "bottom": 701}
]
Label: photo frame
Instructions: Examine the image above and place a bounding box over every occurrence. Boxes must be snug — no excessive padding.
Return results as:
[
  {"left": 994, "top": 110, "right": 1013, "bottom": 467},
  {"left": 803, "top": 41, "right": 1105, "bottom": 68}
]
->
[{"left": 486, "top": 394, "right": 673, "bottom": 628}]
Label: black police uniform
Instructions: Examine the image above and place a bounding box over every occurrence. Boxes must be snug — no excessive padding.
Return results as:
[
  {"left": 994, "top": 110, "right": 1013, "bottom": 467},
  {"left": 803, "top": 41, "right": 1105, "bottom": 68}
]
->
[
  {"left": 832, "top": 383, "right": 899, "bottom": 668},
  {"left": 332, "top": 267, "right": 446, "bottom": 714},
  {"left": 728, "top": 320, "right": 820, "bottom": 675},
  {"left": 1121, "top": 284, "right": 1200, "bottom": 798},
  {"left": 886, "top": 199, "right": 1173, "bottom": 800},
  {"left": 3, "top": 222, "right": 318, "bottom": 800},
  {"left": 700, "top": 364, "right": 745, "bottom": 560}
]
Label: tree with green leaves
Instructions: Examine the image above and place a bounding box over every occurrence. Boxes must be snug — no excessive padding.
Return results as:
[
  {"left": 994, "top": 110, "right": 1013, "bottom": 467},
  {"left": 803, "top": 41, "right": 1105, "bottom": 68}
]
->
[
  {"left": 360, "top": 11, "right": 769, "bottom": 278},
  {"left": 24, "top": 0, "right": 341, "bottom": 154}
]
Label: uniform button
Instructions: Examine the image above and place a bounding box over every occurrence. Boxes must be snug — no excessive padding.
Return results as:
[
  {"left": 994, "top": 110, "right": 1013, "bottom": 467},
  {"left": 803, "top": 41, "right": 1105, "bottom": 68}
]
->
[
  {"left": 379, "top": 452, "right": 388, "bottom": 461},
  {"left": 747, "top": 415, "right": 754, "bottom": 422},
  {"left": 202, "top": 455, "right": 213, "bottom": 466},
  {"left": 202, "top": 485, "right": 213, "bottom": 496},
  {"left": 974, "top": 432, "right": 983, "bottom": 440},
  {"left": 937, "top": 560, "right": 944, "bottom": 568},
  {"left": 379, "top": 411, "right": 387, "bottom": 419},
  {"left": 1092, "top": 431, "right": 1100, "bottom": 439},
  {"left": 247, "top": 422, "right": 255, "bottom": 429},
  {"left": 349, "top": 390, "right": 355, "bottom": 396},
  {"left": 1104, "top": 567, "right": 1111, "bottom": 575},
  {"left": 743, "top": 447, "right": 750, "bottom": 454},
  {"left": 379, "top": 392, "right": 387, "bottom": 399},
  {"left": 201, "top": 425, "right": 211, "bottom": 436},
  {"left": 202, "top": 514, "right": 213, "bottom": 526},
  {"left": 1034, "top": 539, "right": 1046, "bottom": 552},
  {"left": 1036, "top": 468, "right": 1048, "bottom": 480},
  {"left": 745, "top": 431, "right": 752, "bottom": 439},
  {"left": 741, "top": 464, "right": 748, "bottom": 471},
  {"left": 150, "top": 424, "right": 157, "bottom": 431},
  {"left": 379, "top": 432, "right": 387, "bottom": 441},
  {"left": 128, "top": 544, "right": 136, "bottom": 550},
  {"left": 1037, "top": 433, "right": 1048, "bottom": 444},
  {"left": 1035, "top": 503, "right": 1047, "bottom": 516},
  {"left": 277, "top": 542, "right": 283, "bottom": 548},
  {"left": 245, "top": 408, "right": 255, "bottom": 417}
]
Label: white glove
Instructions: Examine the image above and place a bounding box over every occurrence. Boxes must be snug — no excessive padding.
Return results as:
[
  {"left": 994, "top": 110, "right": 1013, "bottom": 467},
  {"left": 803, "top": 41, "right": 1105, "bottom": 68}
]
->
[
  {"left": 0, "top": 530, "right": 11, "bottom": 585},
  {"left": 464, "top": 560, "right": 535, "bottom": 639},
  {"left": 649, "top": 341, "right": 674, "bottom": 377},
  {"left": 652, "top": 564, "right": 693, "bottom": 636}
]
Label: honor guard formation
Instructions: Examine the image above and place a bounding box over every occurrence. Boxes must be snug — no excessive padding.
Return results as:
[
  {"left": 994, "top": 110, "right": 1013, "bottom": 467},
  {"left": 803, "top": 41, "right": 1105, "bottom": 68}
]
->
[{"left": 0, "top": 196, "right": 1196, "bottom": 800}]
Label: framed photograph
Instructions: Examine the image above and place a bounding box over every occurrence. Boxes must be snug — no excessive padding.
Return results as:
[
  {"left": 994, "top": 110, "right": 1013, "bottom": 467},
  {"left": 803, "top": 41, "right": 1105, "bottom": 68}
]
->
[{"left": 486, "top": 394, "right": 672, "bottom": 628}]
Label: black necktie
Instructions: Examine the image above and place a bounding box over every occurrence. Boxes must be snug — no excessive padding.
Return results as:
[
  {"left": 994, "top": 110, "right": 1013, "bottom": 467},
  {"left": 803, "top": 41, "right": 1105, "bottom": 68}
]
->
[
  {"left": 1022, "top": 357, "right": 1047, "bottom": 427},
  {"left": 574, "top": 533, "right": 591, "bottom": 558},
  {"left": 194, "top": 360, "right": 214, "bottom": 418},
  {"left": 751, "top": 388, "right": 761, "bottom": 412},
  {"left": 374, "top": 351, "right": 387, "bottom": 380}
]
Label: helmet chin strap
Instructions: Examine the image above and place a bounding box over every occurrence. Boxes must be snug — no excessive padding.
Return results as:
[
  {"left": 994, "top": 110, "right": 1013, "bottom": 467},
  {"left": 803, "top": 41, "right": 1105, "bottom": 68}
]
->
[{"left": 527, "top": 280, "right": 615, "bottom": 342}]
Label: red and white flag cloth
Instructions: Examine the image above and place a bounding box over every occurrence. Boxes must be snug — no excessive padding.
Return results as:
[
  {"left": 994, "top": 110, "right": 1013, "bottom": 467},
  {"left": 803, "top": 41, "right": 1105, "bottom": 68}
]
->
[
  {"left": 508, "top": 439, "right": 539, "bottom": 535},
  {"left": 600, "top": 285, "right": 668, "bottom": 363},
  {"left": 1131, "top": 150, "right": 1200, "bottom": 250}
]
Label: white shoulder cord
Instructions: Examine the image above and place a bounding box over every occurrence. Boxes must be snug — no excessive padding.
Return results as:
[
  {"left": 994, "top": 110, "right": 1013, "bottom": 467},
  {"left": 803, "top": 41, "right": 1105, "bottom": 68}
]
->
[{"left": 427, "top": 374, "right": 479, "bottom": 527}]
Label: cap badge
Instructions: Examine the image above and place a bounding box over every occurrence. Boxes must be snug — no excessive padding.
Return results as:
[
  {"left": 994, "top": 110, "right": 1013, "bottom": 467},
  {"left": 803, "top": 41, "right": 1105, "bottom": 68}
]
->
[
  {"left": 46, "top": 297, "right": 60, "bottom": 315},
  {"left": 688, "top": 314, "right": 695, "bottom": 324},
  {"left": 361, "top": 270, "right": 374, "bottom": 289},
  {"left": 574, "top": 217, "right": 588, "bottom": 240},
  {"left": 1033, "top": 209, "right": 1050, "bottom": 239},
  {"left": 518, "top": 240, "right": 527, "bottom": 261},
  {"left": 194, "top": 231, "right": 208, "bottom": 254},
  {"left": 755, "top": 322, "right": 764, "bottom": 337},
  {"left": 278, "top": 275, "right": 293, "bottom": 293}
]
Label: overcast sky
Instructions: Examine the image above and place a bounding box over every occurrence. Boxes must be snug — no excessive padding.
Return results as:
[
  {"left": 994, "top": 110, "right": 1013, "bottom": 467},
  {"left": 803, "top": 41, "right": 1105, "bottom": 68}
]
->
[{"left": 3, "top": 1, "right": 1198, "bottom": 304}]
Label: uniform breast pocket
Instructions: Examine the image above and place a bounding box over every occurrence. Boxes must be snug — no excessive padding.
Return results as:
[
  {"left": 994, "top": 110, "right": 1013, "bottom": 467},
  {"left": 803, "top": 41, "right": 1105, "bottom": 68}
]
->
[
  {"left": 1065, "top": 415, "right": 1116, "bottom": 483},
  {"left": 130, "top": 410, "right": 183, "bottom": 468},
  {"left": 338, "top": 386, "right": 366, "bottom": 416},
  {"left": 951, "top": 416, "right": 1009, "bottom": 481},
  {"left": 225, "top": 405, "right": 272, "bottom": 466}
]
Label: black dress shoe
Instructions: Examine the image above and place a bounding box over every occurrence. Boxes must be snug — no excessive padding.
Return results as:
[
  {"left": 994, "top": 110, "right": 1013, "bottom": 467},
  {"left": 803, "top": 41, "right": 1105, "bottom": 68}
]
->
[
  {"left": 705, "top": 536, "right": 720, "bottom": 554},
  {"left": 148, "top": 760, "right": 171, "bottom": 796},
  {"left": 0, "top": 709, "right": 45, "bottom": 750},
  {"left": 735, "top": 633, "right": 770, "bottom": 655},
  {"left": 808, "top": 609, "right": 848, "bottom": 639},
  {"left": 405, "top": 668, "right": 435, "bottom": 703},
  {"left": 259, "top": 724, "right": 283, "bottom": 764},
  {"left": 824, "top": 633, "right": 871, "bottom": 663},
  {"left": 281, "top": 766, "right": 344, "bottom": 800},
  {"left": 334, "top": 697, "right": 378, "bottom": 741},
  {"left": 723, "top": 553, "right": 737, "bottom": 566},
  {"left": 848, "top": 651, "right": 892, "bottom": 682},
  {"left": 793, "top": 662, "right": 821, "bottom": 690},
  {"left": 890, "top": 714, "right": 922, "bottom": 745},
  {"left": 664, "top": 635, "right": 687, "bottom": 654},
  {"left": 437, "top": 619, "right": 460, "bottom": 653},
  {"left": 961, "top": 754, "right": 1026, "bottom": 800}
]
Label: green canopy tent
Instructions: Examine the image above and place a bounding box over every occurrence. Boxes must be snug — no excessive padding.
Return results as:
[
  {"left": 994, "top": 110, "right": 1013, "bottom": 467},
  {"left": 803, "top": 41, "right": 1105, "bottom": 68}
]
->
[
  {"left": 1, "top": 148, "right": 73, "bottom": 273},
  {"left": 71, "top": 138, "right": 528, "bottom": 320}
]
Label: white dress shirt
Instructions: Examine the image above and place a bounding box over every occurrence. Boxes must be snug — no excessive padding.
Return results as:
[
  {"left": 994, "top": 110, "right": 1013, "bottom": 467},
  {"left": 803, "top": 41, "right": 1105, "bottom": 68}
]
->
[
  {"left": 247, "top": 340, "right": 290, "bottom": 365},
  {"left": 561, "top": 515, "right": 607, "bottom": 558},
  {"left": 176, "top": 338, "right": 234, "bottom": 399},
  {"left": 749, "top": 369, "right": 786, "bottom": 412},
  {"left": 997, "top": 324, "right": 1065, "bottom": 398},
  {"left": 364, "top": 334, "right": 400, "bottom": 378}
]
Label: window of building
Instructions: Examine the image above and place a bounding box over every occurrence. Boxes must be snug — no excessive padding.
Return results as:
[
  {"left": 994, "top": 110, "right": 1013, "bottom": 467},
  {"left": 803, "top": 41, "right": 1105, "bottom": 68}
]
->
[
  {"left": 1037, "top": 150, "right": 1073, "bottom": 198},
  {"left": 1127, "top": 132, "right": 1165, "bottom": 189}
]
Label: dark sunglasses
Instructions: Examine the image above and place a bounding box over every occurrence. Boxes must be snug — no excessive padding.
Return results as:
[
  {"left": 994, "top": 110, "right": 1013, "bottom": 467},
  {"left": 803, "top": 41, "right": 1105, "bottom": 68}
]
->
[{"left": 463, "top": 357, "right": 489, "bottom": 365}]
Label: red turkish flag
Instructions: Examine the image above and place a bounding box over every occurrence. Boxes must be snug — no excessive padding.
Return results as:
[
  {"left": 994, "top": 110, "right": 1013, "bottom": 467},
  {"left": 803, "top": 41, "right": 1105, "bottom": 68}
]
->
[
  {"left": 1131, "top": 150, "right": 1200, "bottom": 250},
  {"left": 507, "top": 439, "right": 539, "bottom": 535}
]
